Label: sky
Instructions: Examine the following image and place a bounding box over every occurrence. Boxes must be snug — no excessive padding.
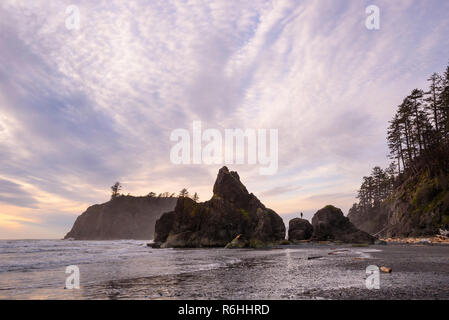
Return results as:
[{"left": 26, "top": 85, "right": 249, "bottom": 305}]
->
[{"left": 0, "top": 0, "right": 448, "bottom": 239}]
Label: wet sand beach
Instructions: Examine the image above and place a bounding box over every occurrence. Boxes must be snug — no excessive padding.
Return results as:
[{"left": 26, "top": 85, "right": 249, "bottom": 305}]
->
[
  {"left": 1, "top": 240, "right": 448, "bottom": 300},
  {"left": 82, "top": 244, "right": 449, "bottom": 300}
]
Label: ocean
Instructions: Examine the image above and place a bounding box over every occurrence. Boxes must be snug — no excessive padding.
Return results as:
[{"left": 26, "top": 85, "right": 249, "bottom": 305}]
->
[{"left": 1, "top": 240, "right": 448, "bottom": 299}]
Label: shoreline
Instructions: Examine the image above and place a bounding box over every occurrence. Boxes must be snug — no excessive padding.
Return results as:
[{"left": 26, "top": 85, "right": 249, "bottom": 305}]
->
[
  {"left": 82, "top": 244, "right": 449, "bottom": 300},
  {"left": 380, "top": 235, "right": 449, "bottom": 245},
  {"left": 1, "top": 240, "right": 448, "bottom": 300}
]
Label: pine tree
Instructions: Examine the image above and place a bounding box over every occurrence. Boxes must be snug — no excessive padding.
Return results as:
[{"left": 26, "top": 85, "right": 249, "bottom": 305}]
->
[
  {"left": 425, "top": 73, "right": 442, "bottom": 136},
  {"left": 440, "top": 66, "right": 449, "bottom": 138},
  {"left": 410, "top": 89, "right": 425, "bottom": 153},
  {"left": 178, "top": 188, "right": 189, "bottom": 198},
  {"left": 111, "top": 182, "right": 122, "bottom": 199},
  {"left": 387, "top": 114, "right": 405, "bottom": 173},
  {"left": 398, "top": 98, "right": 415, "bottom": 162}
]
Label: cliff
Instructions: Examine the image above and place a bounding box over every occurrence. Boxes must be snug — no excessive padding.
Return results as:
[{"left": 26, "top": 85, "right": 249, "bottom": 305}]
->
[
  {"left": 349, "top": 147, "right": 449, "bottom": 237},
  {"left": 383, "top": 166, "right": 449, "bottom": 237},
  {"left": 347, "top": 205, "right": 389, "bottom": 236},
  {"left": 64, "top": 196, "right": 177, "bottom": 240}
]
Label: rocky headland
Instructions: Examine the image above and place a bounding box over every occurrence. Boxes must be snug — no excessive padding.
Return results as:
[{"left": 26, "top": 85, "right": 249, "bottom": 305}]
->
[{"left": 64, "top": 195, "right": 177, "bottom": 240}]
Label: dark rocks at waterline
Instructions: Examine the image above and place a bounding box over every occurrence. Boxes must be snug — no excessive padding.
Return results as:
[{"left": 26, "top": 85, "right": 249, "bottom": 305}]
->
[
  {"left": 286, "top": 205, "right": 378, "bottom": 244},
  {"left": 153, "top": 166, "right": 286, "bottom": 248},
  {"left": 224, "top": 234, "right": 248, "bottom": 249},
  {"left": 374, "top": 239, "right": 388, "bottom": 245},
  {"left": 154, "top": 211, "right": 176, "bottom": 243},
  {"left": 288, "top": 218, "right": 313, "bottom": 242},
  {"left": 311, "top": 205, "right": 376, "bottom": 244}
]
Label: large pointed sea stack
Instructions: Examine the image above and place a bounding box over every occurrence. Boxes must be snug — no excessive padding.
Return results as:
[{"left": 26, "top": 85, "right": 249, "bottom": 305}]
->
[{"left": 154, "top": 166, "right": 286, "bottom": 248}]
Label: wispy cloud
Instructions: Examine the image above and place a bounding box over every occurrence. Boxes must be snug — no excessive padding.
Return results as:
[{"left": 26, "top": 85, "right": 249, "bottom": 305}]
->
[
  {"left": 0, "top": 0, "right": 448, "bottom": 238},
  {"left": 0, "top": 179, "right": 38, "bottom": 208}
]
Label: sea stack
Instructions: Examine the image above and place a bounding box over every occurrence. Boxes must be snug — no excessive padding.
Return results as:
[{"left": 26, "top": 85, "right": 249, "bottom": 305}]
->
[
  {"left": 64, "top": 195, "right": 177, "bottom": 240},
  {"left": 154, "top": 166, "right": 286, "bottom": 248},
  {"left": 288, "top": 218, "right": 313, "bottom": 242},
  {"left": 311, "top": 205, "right": 376, "bottom": 244}
]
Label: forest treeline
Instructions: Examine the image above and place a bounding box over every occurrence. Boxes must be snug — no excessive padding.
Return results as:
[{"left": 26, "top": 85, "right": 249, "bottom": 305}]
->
[
  {"left": 350, "top": 63, "right": 449, "bottom": 216},
  {"left": 110, "top": 182, "right": 200, "bottom": 202}
]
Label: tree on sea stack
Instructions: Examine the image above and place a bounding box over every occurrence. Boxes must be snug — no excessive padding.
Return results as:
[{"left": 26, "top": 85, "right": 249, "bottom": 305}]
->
[
  {"left": 192, "top": 192, "right": 199, "bottom": 202},
  {"left": 110, "top": 182, "right": 122, "bottom": 199},
  {"left": 178, "top": 188, "right": 189, "bottom": 198}
]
